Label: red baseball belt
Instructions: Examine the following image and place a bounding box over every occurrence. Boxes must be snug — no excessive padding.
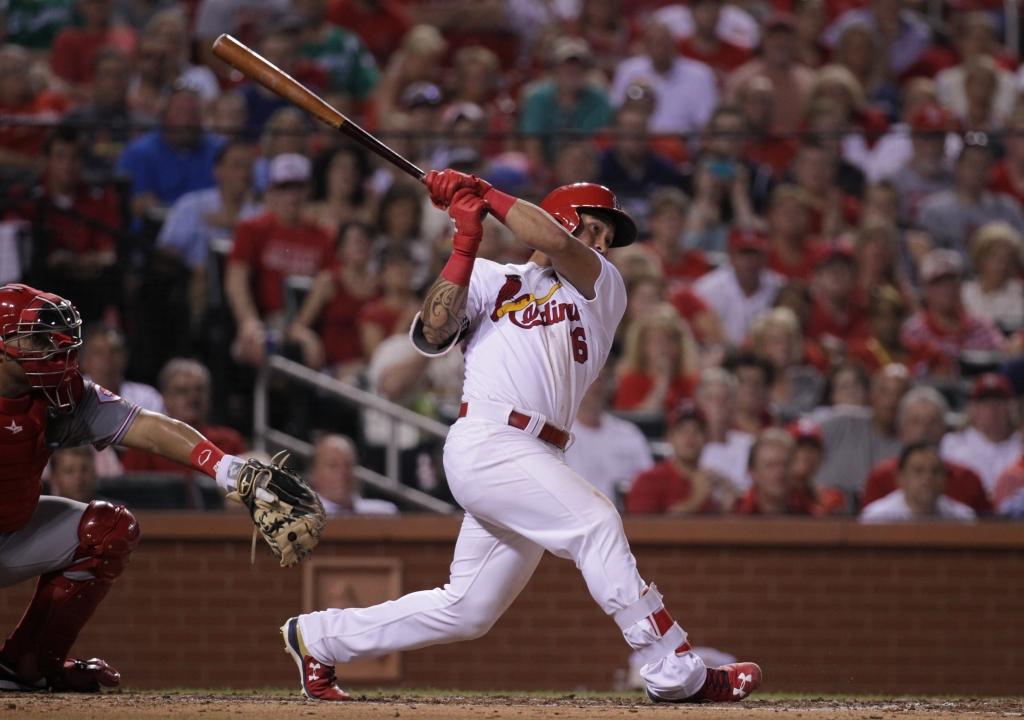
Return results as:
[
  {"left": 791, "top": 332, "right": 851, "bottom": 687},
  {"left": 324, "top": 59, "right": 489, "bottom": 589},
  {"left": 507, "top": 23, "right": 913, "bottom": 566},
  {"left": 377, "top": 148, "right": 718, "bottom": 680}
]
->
[{"left": 458, "top": 402, "right": 570, "bottom": 451}]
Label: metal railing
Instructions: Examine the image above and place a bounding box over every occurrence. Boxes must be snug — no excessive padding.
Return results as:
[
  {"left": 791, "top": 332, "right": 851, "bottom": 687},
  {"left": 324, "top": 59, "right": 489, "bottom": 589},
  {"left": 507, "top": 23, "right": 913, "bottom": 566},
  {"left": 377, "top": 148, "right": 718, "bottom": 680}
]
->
[{"left": 253, "top": 354, "right": 457, "bottom": 514}]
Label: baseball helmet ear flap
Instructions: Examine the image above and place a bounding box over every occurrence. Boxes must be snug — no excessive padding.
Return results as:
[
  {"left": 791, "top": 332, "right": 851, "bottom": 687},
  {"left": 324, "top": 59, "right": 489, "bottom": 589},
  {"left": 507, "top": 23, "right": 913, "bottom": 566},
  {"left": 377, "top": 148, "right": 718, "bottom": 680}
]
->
[{"left": 539, "top": 183, "right": 638, "bottom": 248}]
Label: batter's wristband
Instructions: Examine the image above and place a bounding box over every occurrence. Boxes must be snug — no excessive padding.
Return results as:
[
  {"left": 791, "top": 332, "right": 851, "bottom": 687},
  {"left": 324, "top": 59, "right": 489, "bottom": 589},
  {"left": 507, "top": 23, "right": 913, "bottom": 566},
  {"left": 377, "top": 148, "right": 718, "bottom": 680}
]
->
[
  {"left": 440, "top": 247, "right": 476, "bottom": 286},
  {"left": 483, "top": 187, "right": 516, "bottom": 224},
  {"left": 189, "top": 440, "right": 225, "bottom": 478}
]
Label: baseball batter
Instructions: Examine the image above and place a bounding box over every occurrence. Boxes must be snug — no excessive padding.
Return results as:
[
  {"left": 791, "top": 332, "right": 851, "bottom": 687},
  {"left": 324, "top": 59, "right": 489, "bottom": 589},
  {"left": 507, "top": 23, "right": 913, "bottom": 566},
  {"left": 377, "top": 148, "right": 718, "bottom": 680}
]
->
[{"left": 283, "top": 172, "right": 761, "bottom": 703}]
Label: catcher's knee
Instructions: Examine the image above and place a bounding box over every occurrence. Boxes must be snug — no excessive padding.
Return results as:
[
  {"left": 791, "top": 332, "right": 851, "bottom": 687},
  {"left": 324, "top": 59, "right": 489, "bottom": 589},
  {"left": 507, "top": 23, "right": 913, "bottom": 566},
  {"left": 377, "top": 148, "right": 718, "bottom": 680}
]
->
[{"left": 70, "top": 501, "right": 140, "bottom": 581}]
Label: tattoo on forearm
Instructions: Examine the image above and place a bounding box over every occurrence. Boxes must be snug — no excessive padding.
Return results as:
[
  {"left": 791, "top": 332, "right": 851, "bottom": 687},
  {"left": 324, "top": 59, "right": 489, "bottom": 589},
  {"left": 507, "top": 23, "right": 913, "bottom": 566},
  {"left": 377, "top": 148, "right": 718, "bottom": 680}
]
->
[{"left": 421, "top": 278, "right": 469, "bottom": 346}]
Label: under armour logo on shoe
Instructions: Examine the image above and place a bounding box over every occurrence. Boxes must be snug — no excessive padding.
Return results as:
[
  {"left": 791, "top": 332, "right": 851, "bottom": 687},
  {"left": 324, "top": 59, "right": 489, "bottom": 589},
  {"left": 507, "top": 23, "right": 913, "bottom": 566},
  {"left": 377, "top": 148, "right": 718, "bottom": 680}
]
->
[
  {"left": 308, "top": 662, "right": 320, "bottom": 682},
  {"left": 5, "top": 421, "right": 22, "bottom": 434},
  {"left": 734, "top": 673, "right": 752, "bottom": 697}
]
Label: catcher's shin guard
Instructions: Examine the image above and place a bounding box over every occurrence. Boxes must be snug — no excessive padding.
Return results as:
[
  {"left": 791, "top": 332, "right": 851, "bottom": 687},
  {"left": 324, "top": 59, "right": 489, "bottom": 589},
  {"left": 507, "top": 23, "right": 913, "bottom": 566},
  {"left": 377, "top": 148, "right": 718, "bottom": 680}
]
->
[{"left": 1, "top": 501, "right": 139, "bottom": 687}]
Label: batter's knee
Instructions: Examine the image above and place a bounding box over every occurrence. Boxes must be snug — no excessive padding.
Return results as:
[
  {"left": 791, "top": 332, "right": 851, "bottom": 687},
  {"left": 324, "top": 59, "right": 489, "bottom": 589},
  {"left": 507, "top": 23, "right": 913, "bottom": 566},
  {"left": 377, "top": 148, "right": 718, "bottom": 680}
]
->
[
  {"left": 74, "top": 501, "right": 141, "bottom": 581},
  {"left": 444, "top": 592, "right": 505, "bottom": 641}
]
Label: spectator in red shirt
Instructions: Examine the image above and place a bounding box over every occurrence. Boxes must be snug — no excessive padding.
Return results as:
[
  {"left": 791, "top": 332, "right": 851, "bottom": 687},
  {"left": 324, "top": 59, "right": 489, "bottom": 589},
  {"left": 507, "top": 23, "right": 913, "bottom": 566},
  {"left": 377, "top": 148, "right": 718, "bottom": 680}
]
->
[
  {"left": 22, "top": 126, "right": 121, "bottom": 323},
  {"left": 901, "top": 249, "right": 1006, "bottom": 371},
  {"left": 861, "top": 386, "right": 992, "bottom": 513},
  {"left": 358, "top": 241, "right": 420, "bottom": 359},
  {"left": 806, "top": 240, "right": 870, "bottom": 354},
  {"left": 767, "top": 184, "right": 818, "bottom": 281},
  {"left": 678, "top": 0, "right": 752, "bottom": 84},
  {"left": 121, "top": 359, "right": 247, "bottom": 476},
  {"left": 0, "top": 46, "right": 73, "bottom": 170},
  {"left": 613, "top": 304, "right": 699, "bottom": 413},
  {"left": 734, "top": 427, "right": 820, "bottom": 514},
  {"left": 625, "top": 402, "right": 730, "bottom": 514},
  {"left": 723, "top": 350, "right": 775, "bottom": 433},
  {"left": 641, "top": 187, "right": 713, "bottom": 283},
  {"left": 787, "top": 418, "right": 848, "bottom": 514},
  {"left": 739, "top": 76, "right": 798, "bottom": 176},
  {"left": 791, "top": 141, "right": 861, "bottom": 237},
  {"left": 848, "top": 284, "right": 951, "bottom": 378},
  {"left": 225, "top": 153, "right": 335, "bottom": 367},
  {"left": 326, "top": 0, "right": 411, "bottom": 65},
  {"left": 50, "top": 0, "right": 138, "bottom": 97}
]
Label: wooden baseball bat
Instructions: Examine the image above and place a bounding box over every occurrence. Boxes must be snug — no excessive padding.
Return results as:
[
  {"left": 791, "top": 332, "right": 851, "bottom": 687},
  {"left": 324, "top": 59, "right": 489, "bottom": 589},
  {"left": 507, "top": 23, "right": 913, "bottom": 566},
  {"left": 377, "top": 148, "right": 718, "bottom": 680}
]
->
[{"left": 211, "top": 34, "right": 426, "bottom": 182}]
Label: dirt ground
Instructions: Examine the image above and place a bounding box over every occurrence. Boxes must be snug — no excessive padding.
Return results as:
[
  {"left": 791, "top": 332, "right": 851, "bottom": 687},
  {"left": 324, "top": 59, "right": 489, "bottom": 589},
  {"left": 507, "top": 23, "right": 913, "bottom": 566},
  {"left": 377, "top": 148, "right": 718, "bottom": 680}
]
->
[{"left": 0, "top": 692, "right": 1021, "bottom": 720}]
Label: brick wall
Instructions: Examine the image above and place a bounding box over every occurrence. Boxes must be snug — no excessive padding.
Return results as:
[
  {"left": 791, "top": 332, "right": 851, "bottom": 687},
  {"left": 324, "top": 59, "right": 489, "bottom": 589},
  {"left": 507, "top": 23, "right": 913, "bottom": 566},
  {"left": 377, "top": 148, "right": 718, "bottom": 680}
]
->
[{"left": 1, "top": 515, "right": 1021, "bottom": 695}]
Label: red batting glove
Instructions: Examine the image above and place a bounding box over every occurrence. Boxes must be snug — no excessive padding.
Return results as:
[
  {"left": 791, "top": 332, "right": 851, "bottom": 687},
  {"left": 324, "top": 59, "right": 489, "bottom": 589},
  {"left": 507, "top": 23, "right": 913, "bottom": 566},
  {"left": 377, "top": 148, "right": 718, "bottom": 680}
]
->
[
  {"left": 425, "top": 169, "right": 492, "bottom": 209},
  {"left": 440, "top": 188, "right": 490, "bottom": 285}
]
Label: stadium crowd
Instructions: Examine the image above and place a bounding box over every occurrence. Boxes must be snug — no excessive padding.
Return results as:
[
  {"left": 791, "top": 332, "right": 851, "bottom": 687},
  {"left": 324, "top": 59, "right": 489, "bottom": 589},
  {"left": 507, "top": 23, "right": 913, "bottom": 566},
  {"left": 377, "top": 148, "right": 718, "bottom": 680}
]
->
[{"left": 4, "top": 0, "right": 1024, "bottom": 520}]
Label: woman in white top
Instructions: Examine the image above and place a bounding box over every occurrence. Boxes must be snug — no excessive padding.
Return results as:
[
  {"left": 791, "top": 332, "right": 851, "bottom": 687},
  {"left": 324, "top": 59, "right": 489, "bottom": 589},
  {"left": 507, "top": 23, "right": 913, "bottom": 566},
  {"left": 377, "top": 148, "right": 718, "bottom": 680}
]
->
[{"left": 961, "top": 221, "right": 1024, "bottom": 333}]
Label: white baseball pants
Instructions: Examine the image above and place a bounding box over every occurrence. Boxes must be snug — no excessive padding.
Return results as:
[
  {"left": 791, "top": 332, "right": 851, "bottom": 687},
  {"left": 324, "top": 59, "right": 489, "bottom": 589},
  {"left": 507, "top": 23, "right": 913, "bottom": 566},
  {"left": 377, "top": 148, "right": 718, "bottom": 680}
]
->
[{"left": 298, "top": 418, "right": 707, "bottom": 698}]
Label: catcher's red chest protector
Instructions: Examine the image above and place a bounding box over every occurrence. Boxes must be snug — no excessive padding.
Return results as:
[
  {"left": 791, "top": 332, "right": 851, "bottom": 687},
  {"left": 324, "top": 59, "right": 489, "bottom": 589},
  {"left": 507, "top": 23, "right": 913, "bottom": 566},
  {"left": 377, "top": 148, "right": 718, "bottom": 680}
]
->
[{"left": 0, "top": 393, "right": 53, "bottom": 532}]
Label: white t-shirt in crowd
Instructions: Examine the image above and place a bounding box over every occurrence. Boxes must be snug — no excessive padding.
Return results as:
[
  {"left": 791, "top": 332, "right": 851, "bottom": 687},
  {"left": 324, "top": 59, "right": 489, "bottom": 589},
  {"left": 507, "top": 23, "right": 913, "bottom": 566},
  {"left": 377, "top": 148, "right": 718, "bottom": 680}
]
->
[
  {"left": 940, "top": 427, "right": 1023, "bottom": 495},
  {"left": 860, "top": 489, "right": 976, "bottom": 522},
  {"left": 699, "top": 429, "right": 754, "bottom": 492},
  {"left": 609, "top": 55, "right": 719, "bottom": 134},
  {"left": 565, "top": 412, "right": 654, "bottom": 501},
  {"left": 693, "top": 265, "right": 784, "bottom": 345}
]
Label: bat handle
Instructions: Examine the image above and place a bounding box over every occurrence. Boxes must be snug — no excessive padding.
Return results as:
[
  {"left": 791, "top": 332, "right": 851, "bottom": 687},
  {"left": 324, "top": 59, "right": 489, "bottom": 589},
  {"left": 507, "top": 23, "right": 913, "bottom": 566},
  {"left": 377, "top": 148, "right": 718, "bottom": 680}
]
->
[{"left": 340, "top": 121, "right": 426, "bottom": 183}]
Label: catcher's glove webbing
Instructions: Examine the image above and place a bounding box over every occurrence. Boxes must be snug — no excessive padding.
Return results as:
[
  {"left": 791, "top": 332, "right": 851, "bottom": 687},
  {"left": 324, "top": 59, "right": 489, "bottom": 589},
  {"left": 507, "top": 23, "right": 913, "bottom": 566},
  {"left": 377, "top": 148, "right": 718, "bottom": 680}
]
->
[{"left": 226, "top": 452, "right": 327, "bottom": 567}]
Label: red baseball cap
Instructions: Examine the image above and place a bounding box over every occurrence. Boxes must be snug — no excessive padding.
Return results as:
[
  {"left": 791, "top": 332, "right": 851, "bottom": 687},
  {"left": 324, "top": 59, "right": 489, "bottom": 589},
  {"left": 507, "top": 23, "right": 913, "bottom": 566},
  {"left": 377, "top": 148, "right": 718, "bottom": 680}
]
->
[
  {"left": 728, "top": 227, "right": 770, "bottom": 254},
  {"left": 970, "top": 372, "right": 1013, "bottom": 401},
  {"left": 910, "top": 103, "right": 953, "bottom": 133},
  {"left": 787, "top": 418, "right": 824, "bottom": 448},
  {"left": 811, "top": 239, "right": 856, "bottom": 269},
  {"left": 667, "top": 400, "right": 707, "bottom": 429}
]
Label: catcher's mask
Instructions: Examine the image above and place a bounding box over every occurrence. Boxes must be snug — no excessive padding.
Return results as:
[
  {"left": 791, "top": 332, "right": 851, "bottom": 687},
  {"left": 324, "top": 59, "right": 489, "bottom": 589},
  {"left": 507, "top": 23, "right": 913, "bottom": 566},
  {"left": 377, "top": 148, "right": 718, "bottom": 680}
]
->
[
  {"left": 539, "top": 183, "right": 638, "bottom": 248},
  {"left": 0, "top": 283, "right": 83, "bottom": 410}
]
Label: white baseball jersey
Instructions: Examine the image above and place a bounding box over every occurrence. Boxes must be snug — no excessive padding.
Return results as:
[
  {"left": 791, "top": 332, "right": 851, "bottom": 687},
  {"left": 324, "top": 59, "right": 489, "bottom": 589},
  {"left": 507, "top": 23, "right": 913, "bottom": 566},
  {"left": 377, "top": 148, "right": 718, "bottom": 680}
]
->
[{"left": 412, "top": 254, "right": 626, "bottom": 431}]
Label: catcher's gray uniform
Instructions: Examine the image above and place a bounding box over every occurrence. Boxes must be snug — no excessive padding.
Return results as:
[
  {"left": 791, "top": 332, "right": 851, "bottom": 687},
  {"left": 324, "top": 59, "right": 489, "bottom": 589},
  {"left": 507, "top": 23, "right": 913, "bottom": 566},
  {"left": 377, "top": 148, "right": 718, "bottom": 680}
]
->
[{"left": 0, "top": 381, "right": 139, "bottom": 588}]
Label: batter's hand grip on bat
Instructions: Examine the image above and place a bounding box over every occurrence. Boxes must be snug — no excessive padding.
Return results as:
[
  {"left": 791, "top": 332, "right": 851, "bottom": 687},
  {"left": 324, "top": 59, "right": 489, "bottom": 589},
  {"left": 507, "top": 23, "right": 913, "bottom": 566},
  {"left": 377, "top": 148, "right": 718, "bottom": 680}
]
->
[{"left": 212, "top": 34, "right": 347, "bottom": 130}]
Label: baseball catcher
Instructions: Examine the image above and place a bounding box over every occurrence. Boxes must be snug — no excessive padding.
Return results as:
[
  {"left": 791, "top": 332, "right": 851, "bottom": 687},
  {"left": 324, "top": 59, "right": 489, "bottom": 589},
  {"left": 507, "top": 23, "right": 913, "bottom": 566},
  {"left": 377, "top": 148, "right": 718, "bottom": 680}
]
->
[{"left": 0, "top": 283, "right": 318, "bottom": 693}]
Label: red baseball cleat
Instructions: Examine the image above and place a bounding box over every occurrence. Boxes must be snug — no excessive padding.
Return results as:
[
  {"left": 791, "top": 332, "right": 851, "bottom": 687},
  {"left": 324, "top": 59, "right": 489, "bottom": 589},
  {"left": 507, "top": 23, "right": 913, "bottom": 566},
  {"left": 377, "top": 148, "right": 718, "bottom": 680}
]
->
[
  {"left": 48, "top": 658, "right": 121, "bottom": 692},
  {"left": 281, "top": 618, "right": 350, "bottom": 702},
  {"left": 648, "top": 662, "right": 762, "bottom": 703}
]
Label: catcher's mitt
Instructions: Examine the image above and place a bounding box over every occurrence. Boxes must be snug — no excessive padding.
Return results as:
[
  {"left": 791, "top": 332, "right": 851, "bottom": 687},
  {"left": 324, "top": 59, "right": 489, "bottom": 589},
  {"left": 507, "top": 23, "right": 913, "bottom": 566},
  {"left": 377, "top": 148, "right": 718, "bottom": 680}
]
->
[{"left": 227, "top": 452, "right": 327, "bottom": 568}]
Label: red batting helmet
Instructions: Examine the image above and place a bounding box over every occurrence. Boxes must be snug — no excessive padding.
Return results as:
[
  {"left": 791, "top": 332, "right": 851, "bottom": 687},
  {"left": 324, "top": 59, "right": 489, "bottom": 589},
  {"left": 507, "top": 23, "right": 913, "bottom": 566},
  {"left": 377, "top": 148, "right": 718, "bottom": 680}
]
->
[
  {"left": 0, "top": 283, "right": 82, "bottom": 409},
  {"left": 540, "top": 183, "right": 637, "bottom": 248}
]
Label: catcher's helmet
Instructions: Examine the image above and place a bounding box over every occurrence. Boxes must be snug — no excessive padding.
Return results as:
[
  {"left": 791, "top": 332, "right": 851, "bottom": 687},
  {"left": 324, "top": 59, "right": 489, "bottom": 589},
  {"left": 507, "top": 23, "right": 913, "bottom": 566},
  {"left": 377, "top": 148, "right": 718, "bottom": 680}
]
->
[
  {"left": 0, "top": 283, "right": 82, "bottom": 409},
  {"left": 540, "top": 183, "right": 637, "bottom": 248}
]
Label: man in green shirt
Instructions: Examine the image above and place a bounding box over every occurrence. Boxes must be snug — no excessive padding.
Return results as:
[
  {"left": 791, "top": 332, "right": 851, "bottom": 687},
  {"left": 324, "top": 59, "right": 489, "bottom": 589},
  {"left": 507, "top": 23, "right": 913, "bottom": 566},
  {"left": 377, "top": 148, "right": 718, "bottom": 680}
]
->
[
  {"left": 520, "top": 37, "right": 611, "bottom": 167},
  {"left": 293, "top": 0, "right": 379, "bottom": 99}
]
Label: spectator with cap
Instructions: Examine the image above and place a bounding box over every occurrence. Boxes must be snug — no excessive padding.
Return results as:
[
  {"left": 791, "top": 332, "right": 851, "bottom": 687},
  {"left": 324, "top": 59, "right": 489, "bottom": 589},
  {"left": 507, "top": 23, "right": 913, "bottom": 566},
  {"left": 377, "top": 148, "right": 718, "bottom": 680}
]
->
[
  {"left": 812, "top": 364, "right": 908, "bottom": 505},
  {"left": 694, "top": 227, "right": 784, "bottom": 346},
  {"left": 961, "top": 222, "right": 1024, "bottom": 334},
  {"left": 788, "top": 419, "right": 847, "bottom": 515},
  {"left": 520, "top": 37, "right": 611, "bottom": 167},
  {"left": 734, "top": 428, "right": 819, "bottom": 514},
  {"left": 225, "top": 153, "right": 335, "bottom": 367},
  {"left": 610, "top": 19, "right": 719, "bottom": 135},
  {"left": 80, "top": 323, "right": 165, "bottom": 412},
  {"left": 723, "top": 351, "right": 775, "bottom": 433},
  {"left": 48, "top": 448, "right": 102, "bottom": 504},
  {"left": 49, "top": 0, "right": 137, "bottom": 96},
  {"left": 847, "top": 285, "right": 951, "bottom": 378},
  {"left": 253, "top": 108, "right": 312, "bottom": 194},
  {"left": 940, "top": 373, "right": 1022, "bottom": 494},
  {"left": 120, "top": 359, "right": 247, "bottom": 475},
  {"left": 917, "top": 140, "right": 1024, "bottom": 265},
  {"left": 890, "top": 102, "right": 957, "bottom": 223},
  {"left": 613, "top": 304, "right": 699, "bottom": 413},
  {"left": 157, "top": 140, "right": 261, "bottom": 324},
  {"left": 626, "top": 402, "right": 731, "bottom": 514},
  {"left": 63, "top": 48, "right": 151, "bottom": 176},
  {"left": 597, "top": 105, "right": 685, "bottom": 230},
  {"left": 391, "top": 81, "right": 444, "bottom": 169},
  {"left": 293, "top": 0, "right": 379, "bottom": 98},
  {"left": 726, "top": 13, "right": 815, "bottom": 133},
  {"left": 309, "top": 435, "right": 399, "bottom": 515},
  {"left": 116, "top": 87, "right": 223, "bottom": 222},
  {"left": 0, "top": 45, "right": 73, "bottom": 170},
  {"left": 749, "top": 307, "right": 824, "bottom": 421},
  {"left": 822, "top": 0, "right": 932, "bottom": 77},
  {"left": 695, "top": 367, "right": 754, "bottom": 494},
  {"left": 860, "top": 442, "right": 976, "bottom": 522},
  {"left": 678, "top": 0, "right": 753, "bottom": 83},
  {"left": 861, "top": 386, "right": 991, "bottom": 514},
  {"left": 900, "top": 249, "right": 1006, "bottom": 370},
  {"left": 565, "top": 362, "right": 654, "bottom": 504},
  {"left": 806, "top": 240, "right": 869, "bottom": 353},
  {"left": 765, "top": 185, "right": 817, "bottom": 282}
]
